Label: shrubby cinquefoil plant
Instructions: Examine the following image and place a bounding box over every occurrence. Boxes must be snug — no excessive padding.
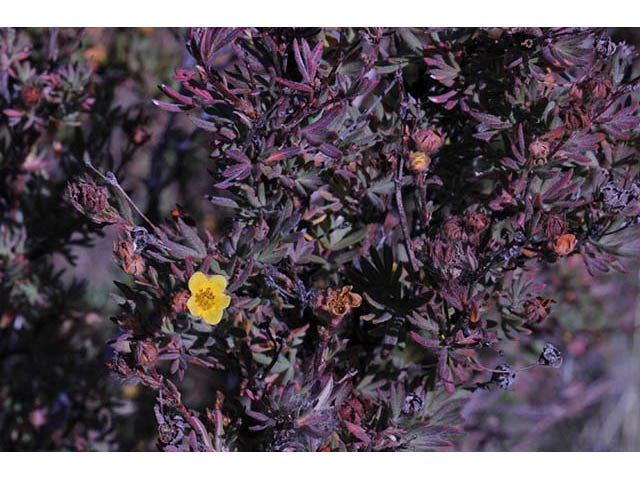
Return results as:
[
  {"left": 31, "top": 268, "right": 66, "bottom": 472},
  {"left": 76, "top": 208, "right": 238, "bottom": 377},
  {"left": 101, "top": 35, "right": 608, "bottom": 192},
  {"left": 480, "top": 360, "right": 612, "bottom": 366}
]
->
[{"left": 49, "top": 27, "right": 640, "bottom": 451}]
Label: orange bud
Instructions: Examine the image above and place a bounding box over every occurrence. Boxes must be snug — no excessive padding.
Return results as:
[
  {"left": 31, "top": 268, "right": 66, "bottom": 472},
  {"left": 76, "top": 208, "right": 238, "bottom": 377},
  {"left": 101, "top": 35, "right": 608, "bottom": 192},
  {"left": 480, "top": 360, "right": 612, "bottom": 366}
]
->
[{"left": 553, "top": 234, "right": 577, "bottom": 256}]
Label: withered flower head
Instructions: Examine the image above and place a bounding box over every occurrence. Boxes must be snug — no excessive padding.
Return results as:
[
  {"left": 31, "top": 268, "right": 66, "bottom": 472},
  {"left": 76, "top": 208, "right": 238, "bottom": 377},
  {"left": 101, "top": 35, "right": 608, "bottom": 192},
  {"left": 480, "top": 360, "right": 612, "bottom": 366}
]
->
[
  {"left": 529, "top": 139, "right": 549, "bottom": 160},
  {"left": 491, "top": 363, "right": 516, "bottom": 390},
  {"left": 544, "top": 214, "right": 566, "bottom": 239},
  {"left": 338, "top": 394, "right": 366, "bottom": 423},
  {"left": 444, "top": 217, "right": 467, "bottom": 241},
  {"left": 409, "top": 151, "right": 431, "bottom": 173},
  {"left": 22, "top": 85, "right": 42, "bottom": 105},
  {"left": 66, "top": 176, "right": 119, "bottom": 224},
  {"left": 172, "top": 290, "right": 190, "bottom": 313},
  {"left": 136, "top": 339, "right": 158, "bottom": 366},
  {"left": 413, "top": 127, "right": 445, "bottom": 153},
  {"left": 569, "top": 83, "right": 583, "bottom": 101},
  {"left": 553, "top": 233, "right": 577, "bottom": 256},
  {"left": 325, "top": 286, "right": 362, "bottom": 318},
  {"left": 114, "top": 232, "right": 145, "bottom": 276},
  {"left": 590, "top": 75, "right": 612, "bottom": 99},
  {"left": 465, "top": 213, "right": 489, "bottom": 232},
  {"left": 524, "top": 297, "right": 555, "bottom": 323}
]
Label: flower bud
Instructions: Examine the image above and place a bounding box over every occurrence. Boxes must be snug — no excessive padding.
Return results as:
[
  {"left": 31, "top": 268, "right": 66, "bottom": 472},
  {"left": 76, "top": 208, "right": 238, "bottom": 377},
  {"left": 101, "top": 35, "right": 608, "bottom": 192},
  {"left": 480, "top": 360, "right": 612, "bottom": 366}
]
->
[
  {"left": 544, "top": 214, "right": 566, "bottom": 239},
  {"left": 413, "top": 127, "right": 445, "bottom": 153},
  {"left": 553, "top": 233, "right": 577, "bottom": 256},
  {"left": 136, "top": 339, "right": 158, "bottom": 366},
  {"left": 409, "top": 151, "right": 431, "bottom": 173}
]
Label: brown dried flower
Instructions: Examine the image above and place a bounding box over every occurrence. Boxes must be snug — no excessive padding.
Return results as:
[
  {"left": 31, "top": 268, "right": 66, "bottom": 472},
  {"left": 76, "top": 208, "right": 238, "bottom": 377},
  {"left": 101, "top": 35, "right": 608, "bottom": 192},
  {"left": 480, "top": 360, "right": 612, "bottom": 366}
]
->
[
  {"left": 553, "top": 233, "right": 577, "bottom": 256},
  {"left": 114, "top": 232, "right": 145, "bottom": 276},
  {"left": 325, "top": 286, "right": 362, "bottom": 318},
  {"left": 136, "top": 339, "right": 158, "bottom": 366},
  {"left": 569, "top": 83, "right": 583, "bottom": 101},
  {"left": 544, "top": 214, "right": 566, "bottom": 239},
  {"left": 66, "top": 176, "right": 119, "bottom": 224},
  {"left": 524, "top": 297, "right": 555, "bottom": 322},
  {"left": 529, "top": 139, "right": 549, "bottom": 161},
  {"left": 413, "top": 127, "right": 445, "bottom": 153},
  {"left": 444, "top": 217, "right": 466, "bottom": 241},
  {"left": 22, "top": 86, "right": 42, "bottom": 105},
  {"left": 465, "top": 213, "right": 489, "bottom": 232},
  {"left": 172, "top": 290, "right": 190, "bottom": 312}
]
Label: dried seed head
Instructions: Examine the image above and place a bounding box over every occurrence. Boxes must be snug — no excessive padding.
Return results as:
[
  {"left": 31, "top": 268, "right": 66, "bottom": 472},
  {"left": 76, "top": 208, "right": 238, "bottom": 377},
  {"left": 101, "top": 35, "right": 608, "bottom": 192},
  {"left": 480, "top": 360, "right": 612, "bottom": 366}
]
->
[
  {"left": 444, "top": 217, "right": 467, "bottom": 241},
  {"left": 114, "top": 232, "right": 146, "bottom": 276},
  {"left": 172, "top": 290, "right": 190, "bottom": 312},
  {"left": 544, "top": 214, "right": 566, "bottom": 239},
  {"left": 66, "top": 176, "right": 119, "bottom": 224},
  {"left": 324, "top": 286, "right": 362, "bottom": 319},
  {"left": 524, "top": 297, "right": 555, "bottom": 323},
  {"left": 538, "top": 343, "right": 563, "bottom": 368},
  {"left": 529, "top": 139, "right": 550, "bottom": 160},
  {"left": 123, "top": 255, "right": 146, "bottom": 277},
  {"left": 413, "top": 127, "right": 445, "bottom": 153},
  {"left": 491, "top": 363, "right": 516, "bottom": 390},
  {"left": 22, "top": 85, "right": 42, "bottom": 105},
  {"left": 569, "top": 83, "right": 583, "bottom": 101},
  {"left": 135, "top": 339, "right": 158, "bottom": 366},
  {"left": 465, "top": 213, "right": 489, "bottom": 232}
]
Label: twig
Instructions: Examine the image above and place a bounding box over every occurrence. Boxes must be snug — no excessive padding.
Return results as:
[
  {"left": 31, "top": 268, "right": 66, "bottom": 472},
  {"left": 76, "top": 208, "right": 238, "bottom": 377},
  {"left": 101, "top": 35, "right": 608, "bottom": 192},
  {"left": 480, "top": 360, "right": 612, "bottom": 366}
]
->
[
  {"left": 149, "top": 367, "right": 215, "bottom": 452},
  {"left": 84, "top": 156, "right": 159, "bottom": 233},
  {"left": 339, "top": 76, "right": 398, "bottom": 141},
  {"left": 394, "top": 72, "right": 419, "bottom": 272}
]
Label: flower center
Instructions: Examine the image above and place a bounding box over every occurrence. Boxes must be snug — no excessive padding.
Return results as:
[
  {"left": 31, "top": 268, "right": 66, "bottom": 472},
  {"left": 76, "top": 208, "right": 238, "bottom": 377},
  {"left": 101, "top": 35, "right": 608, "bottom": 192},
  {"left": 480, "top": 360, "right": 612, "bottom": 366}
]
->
[{"left": 194, "top": 287, "right": 216, "bottom": 310}]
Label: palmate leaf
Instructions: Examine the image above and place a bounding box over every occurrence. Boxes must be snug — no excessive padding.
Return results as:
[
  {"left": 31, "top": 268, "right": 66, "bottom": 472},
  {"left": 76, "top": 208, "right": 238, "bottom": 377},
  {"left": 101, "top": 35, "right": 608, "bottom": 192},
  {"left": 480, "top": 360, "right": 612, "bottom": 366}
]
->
[{"left": 348, "top": 244, "right": 429, "bottom": 315}]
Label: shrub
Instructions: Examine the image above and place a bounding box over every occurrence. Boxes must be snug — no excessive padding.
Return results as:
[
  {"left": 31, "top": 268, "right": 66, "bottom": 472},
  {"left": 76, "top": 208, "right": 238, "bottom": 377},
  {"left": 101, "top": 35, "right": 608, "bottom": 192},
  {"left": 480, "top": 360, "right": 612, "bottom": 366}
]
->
[{"left": 8, "top": 27, "right": 640, "bottom": 451}]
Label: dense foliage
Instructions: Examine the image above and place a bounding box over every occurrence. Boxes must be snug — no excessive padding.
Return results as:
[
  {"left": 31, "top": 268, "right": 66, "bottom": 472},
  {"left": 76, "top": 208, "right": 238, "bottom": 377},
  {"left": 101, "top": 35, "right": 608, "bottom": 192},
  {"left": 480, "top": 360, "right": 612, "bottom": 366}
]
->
[{"left": 2, "top": 27, "right": 640, "bottom": 451}]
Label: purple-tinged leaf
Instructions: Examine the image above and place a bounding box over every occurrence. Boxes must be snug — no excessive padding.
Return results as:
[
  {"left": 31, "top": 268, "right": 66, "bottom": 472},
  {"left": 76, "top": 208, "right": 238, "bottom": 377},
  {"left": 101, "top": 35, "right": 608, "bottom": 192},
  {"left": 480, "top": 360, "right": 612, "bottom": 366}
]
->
[
  {"left": 428, "top": 90, "right": 457, "bottom": 104},
  {"left": 275, "top": 77, "right": 313, "bottom": 93}
]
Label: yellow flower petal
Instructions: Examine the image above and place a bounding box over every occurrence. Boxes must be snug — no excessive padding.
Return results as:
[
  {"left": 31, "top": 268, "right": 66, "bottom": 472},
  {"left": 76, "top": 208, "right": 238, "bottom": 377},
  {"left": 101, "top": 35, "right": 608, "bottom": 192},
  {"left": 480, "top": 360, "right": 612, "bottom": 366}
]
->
[
  {"left": 188, "top": 271, "right": 208, "bottom": 293},
  {"left": 207, "top": 274, "right": 227, "bottom": 292},
  {"left": 186, "top": 296, "right": 200, "bottom": 316},
  {"left": 217, "top": 294, "right": 231, "bottom": 309},
  {"left": 202, "top": 308, "right": 223, "bottom": 325}
]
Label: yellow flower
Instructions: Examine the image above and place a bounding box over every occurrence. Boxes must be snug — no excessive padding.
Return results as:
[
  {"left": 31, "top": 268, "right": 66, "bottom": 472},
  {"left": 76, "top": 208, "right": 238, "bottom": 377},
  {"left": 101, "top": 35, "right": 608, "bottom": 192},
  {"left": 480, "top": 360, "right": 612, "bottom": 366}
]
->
[
  {"left": 186, "top": 272, "right": 231, "bottom": 325},
  {"left": 409, "top": 152, "right": 431, "bottom": 172}
]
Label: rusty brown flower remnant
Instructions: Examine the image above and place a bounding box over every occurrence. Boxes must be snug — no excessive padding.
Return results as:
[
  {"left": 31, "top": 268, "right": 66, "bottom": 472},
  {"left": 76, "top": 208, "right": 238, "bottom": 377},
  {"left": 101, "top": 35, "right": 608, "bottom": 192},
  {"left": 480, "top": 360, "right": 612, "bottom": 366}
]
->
[
  {"left": 114, "top": 232, "right": 145, "bottom": 276},
  {"left": 172, "top": 290, "right": 190, "bottom": 312},
  {"left": 136, "top": 339, "right": 158, "bottom": 366},
  {"left": 465, "top": 213, "right": 489, "bottom": 232},
  {"left": 413, "top": 127, "right": 445, "bottom": 153},
  {"left": 545, "top": 214, "right": 567, "bottom": 239},
  {"left": 524, "top": 297, "right": 556, "bottom": 323},
  {"left": 133, "top": 125, "right": 151, "bottom": 145},
  {"left": 444, "top": 217, "right": 466, "bottom": 241},
  {"left": 569, "top": 83, "right": 583, "bottom": 101},
  {"left": 22, "top": 85, "right": 42, "bottom": 105},
  {"left": 66, "top": 176, "right": 119, "bottom": 224},
  {"left": 529, "top": 139, "right": 549, "bottom": 162},
  {"left": 338, "top": 394, "right": 366, "bottom": 423},
  {"left": 325, "top": 286, "right": 362, "bottom": 318},
  {"left": 554, "top": 233, "right": 577, "bottom": 256}
]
